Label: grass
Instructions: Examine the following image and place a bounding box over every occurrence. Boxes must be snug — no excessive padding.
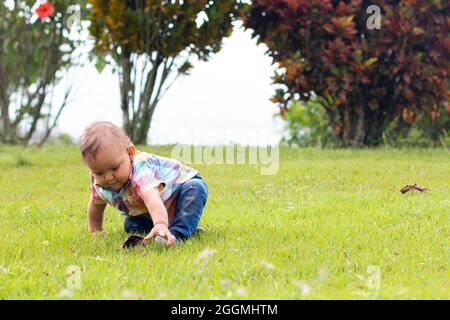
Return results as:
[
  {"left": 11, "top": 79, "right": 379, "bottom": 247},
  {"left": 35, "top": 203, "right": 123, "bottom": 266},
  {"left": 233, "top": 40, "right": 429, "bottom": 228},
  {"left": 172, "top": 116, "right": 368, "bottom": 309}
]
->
[{"left": 0, "top": 144, "right": 448, "bottom": 299}]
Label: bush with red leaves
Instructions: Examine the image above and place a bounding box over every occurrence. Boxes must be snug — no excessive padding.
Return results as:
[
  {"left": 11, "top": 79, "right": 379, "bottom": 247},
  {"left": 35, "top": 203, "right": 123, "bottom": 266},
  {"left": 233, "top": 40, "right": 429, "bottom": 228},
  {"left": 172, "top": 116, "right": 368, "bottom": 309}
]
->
[{"left": 243, "top": 0, "right": 450, "bottom": 147}]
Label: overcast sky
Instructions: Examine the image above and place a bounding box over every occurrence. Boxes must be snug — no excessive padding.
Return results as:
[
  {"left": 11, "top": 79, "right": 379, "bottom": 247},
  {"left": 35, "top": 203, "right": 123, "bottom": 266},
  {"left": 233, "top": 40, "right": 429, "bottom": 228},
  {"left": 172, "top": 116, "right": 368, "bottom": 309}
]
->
[{"left": 54, "top": 22, "right": 283, "bottom": 146}]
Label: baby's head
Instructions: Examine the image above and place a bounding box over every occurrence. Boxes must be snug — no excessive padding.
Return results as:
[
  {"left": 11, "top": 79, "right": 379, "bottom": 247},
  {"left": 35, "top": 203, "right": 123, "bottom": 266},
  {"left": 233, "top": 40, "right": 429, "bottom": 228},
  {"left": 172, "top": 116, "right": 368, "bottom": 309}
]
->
[{"left": 80, "top": 121, "right": 135, "bottom": 190}]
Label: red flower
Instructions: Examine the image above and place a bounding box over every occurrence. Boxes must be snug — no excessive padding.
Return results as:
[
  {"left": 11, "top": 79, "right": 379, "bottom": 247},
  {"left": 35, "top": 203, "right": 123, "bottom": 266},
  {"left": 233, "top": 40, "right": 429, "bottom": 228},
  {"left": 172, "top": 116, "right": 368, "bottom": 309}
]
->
[{"left": 36, "top": 2, "right": 55, "bottom": 19}]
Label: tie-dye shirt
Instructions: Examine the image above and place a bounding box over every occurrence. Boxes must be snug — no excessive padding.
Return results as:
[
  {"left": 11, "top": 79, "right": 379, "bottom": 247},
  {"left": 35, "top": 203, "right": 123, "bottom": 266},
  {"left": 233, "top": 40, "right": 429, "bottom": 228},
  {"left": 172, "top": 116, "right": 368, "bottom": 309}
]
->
[{"left": 90, "top": 150, "right": 198, "bottom": 216}]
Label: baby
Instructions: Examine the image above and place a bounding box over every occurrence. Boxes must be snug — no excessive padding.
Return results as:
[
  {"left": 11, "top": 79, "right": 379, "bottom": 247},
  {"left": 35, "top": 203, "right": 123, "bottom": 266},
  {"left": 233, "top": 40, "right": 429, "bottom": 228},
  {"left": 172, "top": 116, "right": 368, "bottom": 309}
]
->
[{"left": 79, "top": 121, "right": 208, "bottom": 247}]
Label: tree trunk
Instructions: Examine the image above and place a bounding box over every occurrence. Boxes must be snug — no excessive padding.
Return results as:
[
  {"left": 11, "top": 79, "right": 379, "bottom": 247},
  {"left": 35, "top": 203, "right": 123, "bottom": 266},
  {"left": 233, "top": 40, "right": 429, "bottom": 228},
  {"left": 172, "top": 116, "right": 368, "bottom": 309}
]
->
[
  {"left": 24, "top": 83, "right": 49, "bottom": 145},
  {"left": 119, "top": 50, "right": 134, "bottom": 140},
  {"left": 342, "top": 105, "right": 368, "bottom": 148},
  {"left": 366, "top": 110, "right": 385, "bottom": 145},
  {"left": 135, "top": 100, "right": 157, "bottom": 144},
  {"left": 352, "top": 109, "right": 366, "bottom": 147},
  {"left": 132, "top": 59, "right": 160, "bottom": 144},
  {"left": 0, "top": 99, "right": 10, "bottom": 144},
  {"left": 118, "top": 52, "right": 168, "bottom": 145}
]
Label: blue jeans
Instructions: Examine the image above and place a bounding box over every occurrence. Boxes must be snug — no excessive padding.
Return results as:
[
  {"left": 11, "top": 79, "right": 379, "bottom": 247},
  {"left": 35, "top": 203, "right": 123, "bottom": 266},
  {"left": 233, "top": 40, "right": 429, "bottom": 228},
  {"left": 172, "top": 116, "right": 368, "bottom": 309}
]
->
[{"left": 124, "top": 174, "right": 208, "bottom": 240}]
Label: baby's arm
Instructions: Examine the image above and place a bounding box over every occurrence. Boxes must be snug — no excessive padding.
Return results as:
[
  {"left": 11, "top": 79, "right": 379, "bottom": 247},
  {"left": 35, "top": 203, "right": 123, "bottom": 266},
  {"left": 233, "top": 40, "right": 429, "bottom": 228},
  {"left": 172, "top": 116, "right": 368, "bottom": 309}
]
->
[
  {"left": 141, "top": 187, "right": 177, "bottom": 247},
  {"left": 87, "top": 196, "right": 106, "bottom": 233}
]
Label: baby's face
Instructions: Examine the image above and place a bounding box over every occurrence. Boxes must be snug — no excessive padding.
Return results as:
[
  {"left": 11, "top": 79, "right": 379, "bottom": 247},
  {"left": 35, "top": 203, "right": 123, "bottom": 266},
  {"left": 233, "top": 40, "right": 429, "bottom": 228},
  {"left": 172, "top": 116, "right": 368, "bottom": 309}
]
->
[{"left": 85, "top": 141, "right": 135, "bottom": 190}]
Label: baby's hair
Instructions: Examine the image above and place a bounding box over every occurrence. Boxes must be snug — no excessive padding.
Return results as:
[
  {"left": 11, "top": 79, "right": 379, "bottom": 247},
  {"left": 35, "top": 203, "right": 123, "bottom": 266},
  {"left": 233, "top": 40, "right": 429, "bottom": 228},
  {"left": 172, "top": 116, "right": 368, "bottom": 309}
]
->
[{"left": 80, "top": 121, "right": 132, "bottom": 160}]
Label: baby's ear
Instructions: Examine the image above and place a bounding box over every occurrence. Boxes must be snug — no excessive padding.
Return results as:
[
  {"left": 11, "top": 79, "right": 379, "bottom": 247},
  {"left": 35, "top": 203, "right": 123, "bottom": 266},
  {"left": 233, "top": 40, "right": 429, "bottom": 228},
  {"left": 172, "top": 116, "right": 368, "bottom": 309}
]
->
[{"left": 128, "top": 145, "right": 136, "bottom": 161}]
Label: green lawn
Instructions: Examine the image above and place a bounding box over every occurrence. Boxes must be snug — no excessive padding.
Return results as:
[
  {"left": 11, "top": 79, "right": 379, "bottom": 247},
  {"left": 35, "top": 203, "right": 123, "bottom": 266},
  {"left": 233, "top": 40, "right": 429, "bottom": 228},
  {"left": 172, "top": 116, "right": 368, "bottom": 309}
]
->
[{"left": 0, "top": 145, "right": 448, "bottom": 299}]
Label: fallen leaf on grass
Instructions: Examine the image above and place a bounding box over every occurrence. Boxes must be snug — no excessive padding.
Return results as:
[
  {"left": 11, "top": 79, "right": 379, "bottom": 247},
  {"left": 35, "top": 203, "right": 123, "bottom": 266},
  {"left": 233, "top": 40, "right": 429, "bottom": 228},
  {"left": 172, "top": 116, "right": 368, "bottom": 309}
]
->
[
  {"left": 400, "top": 183, "right": 430, "bottom": 194},
  {"left": 121, "top": 235, "right": 147, "bottom": 249}
]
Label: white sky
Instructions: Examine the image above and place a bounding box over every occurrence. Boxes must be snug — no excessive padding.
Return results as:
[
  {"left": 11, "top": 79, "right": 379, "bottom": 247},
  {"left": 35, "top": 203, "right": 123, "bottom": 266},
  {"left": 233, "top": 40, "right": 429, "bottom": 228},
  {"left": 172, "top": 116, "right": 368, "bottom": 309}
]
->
[{"left": 55, "top": 22, "right": 283, "bottom": 146}]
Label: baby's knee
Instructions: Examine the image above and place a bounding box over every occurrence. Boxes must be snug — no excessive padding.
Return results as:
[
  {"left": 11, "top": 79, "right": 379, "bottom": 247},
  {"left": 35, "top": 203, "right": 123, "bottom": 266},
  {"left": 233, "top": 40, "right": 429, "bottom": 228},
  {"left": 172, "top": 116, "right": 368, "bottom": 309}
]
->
[{"left": 184, "top": 178, "right": 208, "bottom": 195}]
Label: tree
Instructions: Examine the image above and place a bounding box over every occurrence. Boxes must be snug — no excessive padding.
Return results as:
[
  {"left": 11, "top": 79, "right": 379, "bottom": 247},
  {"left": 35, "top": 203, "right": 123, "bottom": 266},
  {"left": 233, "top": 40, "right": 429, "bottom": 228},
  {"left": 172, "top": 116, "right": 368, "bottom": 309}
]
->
[
  {"left": 243, "top": 0, "right": 450, "bottom": 147},
  {"left": 89, "top": 0, "right": 247, "bottom": 145},
  {"left": 0, "top": 1, "right": 87, "bottom": 145}
]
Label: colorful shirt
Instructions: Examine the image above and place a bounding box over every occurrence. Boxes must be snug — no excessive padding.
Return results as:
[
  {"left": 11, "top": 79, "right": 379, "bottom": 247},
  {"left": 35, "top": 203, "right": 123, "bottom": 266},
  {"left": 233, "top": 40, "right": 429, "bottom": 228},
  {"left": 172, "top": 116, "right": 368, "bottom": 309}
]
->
[{"left": 90, "top": 150, "right": 199, "bottom": 216}]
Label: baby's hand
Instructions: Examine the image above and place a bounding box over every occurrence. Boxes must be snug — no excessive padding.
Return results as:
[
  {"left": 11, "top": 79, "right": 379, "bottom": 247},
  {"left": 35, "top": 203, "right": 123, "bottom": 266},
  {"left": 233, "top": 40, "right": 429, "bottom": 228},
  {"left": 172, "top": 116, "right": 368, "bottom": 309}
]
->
[{"left": 144, "top": 223, "right": 177, "bottom": 247}]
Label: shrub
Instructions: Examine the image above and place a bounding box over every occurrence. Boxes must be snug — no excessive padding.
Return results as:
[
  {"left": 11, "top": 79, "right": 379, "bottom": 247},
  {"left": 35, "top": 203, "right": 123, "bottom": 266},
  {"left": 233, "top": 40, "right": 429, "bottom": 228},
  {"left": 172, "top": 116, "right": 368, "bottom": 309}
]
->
[
  {"left": 243, "top": 0, "right": 450, "bottom": 147},
  {"left": 277, "top": 97, "right": 339, "bottom": 148}
]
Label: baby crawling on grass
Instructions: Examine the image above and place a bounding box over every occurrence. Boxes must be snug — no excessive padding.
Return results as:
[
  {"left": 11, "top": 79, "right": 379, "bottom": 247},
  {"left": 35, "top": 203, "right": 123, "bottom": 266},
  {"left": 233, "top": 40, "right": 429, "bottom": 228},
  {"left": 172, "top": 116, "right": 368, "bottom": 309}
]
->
[{"left": 80, "top": 121, "right": 208, "bottom": 247}]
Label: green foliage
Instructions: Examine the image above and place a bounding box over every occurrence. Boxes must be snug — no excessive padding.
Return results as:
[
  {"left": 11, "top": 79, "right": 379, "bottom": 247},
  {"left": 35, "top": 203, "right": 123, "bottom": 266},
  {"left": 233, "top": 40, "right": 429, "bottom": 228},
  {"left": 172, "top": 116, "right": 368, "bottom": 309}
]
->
[
  {"left": 89, "top": 0, "right": 245, "bottom": 58},
  {"left": 46, "top": 133, "right": 75, "bottom": 146},
  {"left": 88, "top": 0, "right": 248, "bottom": 144},
  {"left": 0, "top": 1, "right": 88, "bottom": 145},
  {"left": 383, "top": 110, "right": 450, "bottom": 148},
  {"left": 1, "top": 0, "right": 88, "bottom": 91},
  {"left": 243, "top": 0, "right": 450, "bottom": 147},
  {"left": 15, "top": 155, "right": 32, "bottom": 167},
  {"left": 278, "top": 97, "right": 339, "bottom": 148},
  {"left": 281, "top": 99, "right": 450, "bottom": 149}
]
